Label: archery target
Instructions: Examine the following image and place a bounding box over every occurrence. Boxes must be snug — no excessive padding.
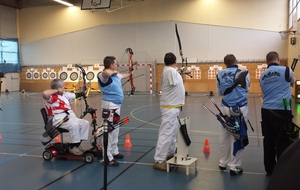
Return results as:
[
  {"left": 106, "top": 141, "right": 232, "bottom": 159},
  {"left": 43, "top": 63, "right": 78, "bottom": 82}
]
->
[
  {"left": 26, "top": 70, "right": 32, "bottom": 79},
  {"left": 42, "top": 71, "right": 49, "bottom": 80},
  {"left": 58, "top": 66, "right": 80, "bottom": 83},
  {"left": 33, "top": 70, "right": 40, "bottom": 79},
  {"left": 59, "top": 72, "right": 68, "bottom": 81},
  {"left": 86, "top": 71, "right": 95, "bottom": 81},
  {"left": 50, "top": 70, "right": 56, "bottom": 79},
  {"left": 70, "top": 72, "right": 79, "bottom": 81},
  {"left": 33, "top": 71, "right": 40, "bottom": 80}
]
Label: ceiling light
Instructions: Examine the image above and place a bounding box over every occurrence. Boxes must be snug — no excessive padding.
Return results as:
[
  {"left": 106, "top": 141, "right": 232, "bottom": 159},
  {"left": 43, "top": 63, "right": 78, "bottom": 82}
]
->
[{"left": 54, "top": 0, "right": 74, "bottom": 7}]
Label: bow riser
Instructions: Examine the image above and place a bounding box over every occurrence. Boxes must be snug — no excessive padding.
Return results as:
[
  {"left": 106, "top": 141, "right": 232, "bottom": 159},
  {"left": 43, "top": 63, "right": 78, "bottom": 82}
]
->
[{"left": 75, "top": 64, "right": 90, "bottom": 114}]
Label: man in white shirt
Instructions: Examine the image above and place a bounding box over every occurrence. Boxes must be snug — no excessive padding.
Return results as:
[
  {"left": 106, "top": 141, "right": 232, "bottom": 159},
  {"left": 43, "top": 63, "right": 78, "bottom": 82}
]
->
[{"left": 153, "top": 52, "right": 185, "bottom": 171}]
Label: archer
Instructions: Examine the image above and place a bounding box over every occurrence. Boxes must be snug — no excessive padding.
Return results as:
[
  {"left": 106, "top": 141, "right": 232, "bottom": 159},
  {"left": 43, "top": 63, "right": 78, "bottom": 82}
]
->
[
  {"left": 42, "top": 79, "right": 90, "bottom": 155},
  {"left": 97, "top": 56, "right": 130, "bottom": 166}
]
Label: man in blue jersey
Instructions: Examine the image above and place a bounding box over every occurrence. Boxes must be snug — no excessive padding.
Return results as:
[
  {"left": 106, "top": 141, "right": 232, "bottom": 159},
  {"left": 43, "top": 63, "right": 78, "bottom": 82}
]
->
[
  {"left": 216, "top": 54, "right": 250, "bottom": 175},
  {"left": 97, "top": 56, "right": 131, "bottom": 166},
  {"left": 153, "top": 52, "right": 185, "bottom": 171},
  {"left": 260, "top": 51, "right": 295, "bottom": 176}
]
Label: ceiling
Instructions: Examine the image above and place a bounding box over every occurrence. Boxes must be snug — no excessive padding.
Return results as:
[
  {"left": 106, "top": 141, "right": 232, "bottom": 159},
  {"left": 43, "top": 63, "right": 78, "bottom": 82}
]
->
[
  {"left": 0, "top": 0, "right": 82, "bottom": 9},
  {"left": 0, "top": 0, "right": 142, "bottom": 9}
]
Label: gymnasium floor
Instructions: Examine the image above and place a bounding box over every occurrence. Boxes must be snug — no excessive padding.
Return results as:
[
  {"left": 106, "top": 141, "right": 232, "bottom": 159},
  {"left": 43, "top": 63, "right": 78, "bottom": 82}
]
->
[{"left": 0, "top": 90, "right": 292, "bottom": 190}]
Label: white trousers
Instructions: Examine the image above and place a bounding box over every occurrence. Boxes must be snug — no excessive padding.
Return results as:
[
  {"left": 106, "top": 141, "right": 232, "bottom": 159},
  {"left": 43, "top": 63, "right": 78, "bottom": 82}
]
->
[
  {"left": 154, "top": 107, "right": 180, "bottom": 163},
  {"left": 100, "top": 106, "right": 121, "bottom": 162},
  {"left": 53, "top": 111, "right": 89, "bottom": 143},
  {"left": 219, "top": 106, "right": 248, "bottom": 170}
]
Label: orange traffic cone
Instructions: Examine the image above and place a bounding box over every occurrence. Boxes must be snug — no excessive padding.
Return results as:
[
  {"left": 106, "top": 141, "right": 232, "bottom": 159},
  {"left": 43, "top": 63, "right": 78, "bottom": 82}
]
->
[
  {"left": 124, "top": 134, "right": 132, "bottom": 147},
  {"left": 203, "top": 138, "right": 210, "bottom": 153},
  {"left": 53, "top": 135, "right": 61, "bottom": 143}
]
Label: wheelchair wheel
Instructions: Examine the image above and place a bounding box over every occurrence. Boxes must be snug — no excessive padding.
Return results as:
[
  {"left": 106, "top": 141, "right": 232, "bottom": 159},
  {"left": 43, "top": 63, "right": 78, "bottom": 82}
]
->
[
  {"left": 43, "top": 150, "right": 53, "bottom": 161},
  {"left": 84, "top": 153, "right": 94, "bottom": 163}
]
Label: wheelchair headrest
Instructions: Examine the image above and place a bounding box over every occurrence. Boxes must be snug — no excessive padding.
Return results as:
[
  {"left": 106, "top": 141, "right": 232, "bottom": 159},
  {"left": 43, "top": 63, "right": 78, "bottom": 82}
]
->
[{"left": 40, "top": 108, "right": 48, "bottom": 125}]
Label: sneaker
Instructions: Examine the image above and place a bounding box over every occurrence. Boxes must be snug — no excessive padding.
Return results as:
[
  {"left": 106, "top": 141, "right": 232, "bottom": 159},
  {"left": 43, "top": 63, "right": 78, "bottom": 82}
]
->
[
  {"left": 230, "top": 167, "right": 243, "bottom": 176},
  {"left": 113, "top": 153, "right": 124, "bottom": 159},
  {"left": 77, "top": 145, "right": 86, "bottom": 153},
  {"left": 219, "top": 165, "right": 226, "bottom": 171},
  {"left": 108, "top": 160, "right": 119, "bottom": 166},
  {"left": 101, "top": 159, "right": 119, "bottom": 166},
  {"left": 153, "top": 162, "right": 167, "bottom": 171},
  {"left": 69, "top": 146, "right": 83, "bottom": 155}
]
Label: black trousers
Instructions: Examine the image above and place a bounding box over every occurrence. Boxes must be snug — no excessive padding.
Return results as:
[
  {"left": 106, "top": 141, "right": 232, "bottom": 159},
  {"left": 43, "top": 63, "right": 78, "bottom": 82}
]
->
[{"left": 261, "top": 108, "right": 292, "bottom": 174}]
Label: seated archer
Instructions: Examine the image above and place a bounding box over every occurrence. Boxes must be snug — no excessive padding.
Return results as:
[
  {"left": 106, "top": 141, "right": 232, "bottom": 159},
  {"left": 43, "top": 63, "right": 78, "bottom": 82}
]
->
[{"left": 42, "top": 79, "right": 90, "bottom": 155}]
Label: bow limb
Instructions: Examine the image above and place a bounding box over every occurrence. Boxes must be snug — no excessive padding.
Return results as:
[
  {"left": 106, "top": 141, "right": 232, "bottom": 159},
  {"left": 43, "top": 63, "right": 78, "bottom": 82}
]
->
[
  {"left": 175, "top": 23, "right": 192, "bottom": 78},
  {"left": 175, "top": 23, "right": 184, "bottom": 65}
]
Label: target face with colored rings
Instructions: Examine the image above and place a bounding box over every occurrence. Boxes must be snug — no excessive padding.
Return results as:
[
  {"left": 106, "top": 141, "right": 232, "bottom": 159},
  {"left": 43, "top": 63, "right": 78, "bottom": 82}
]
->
[
  {"left": 60, "top": 72, "right": 68, "bottom": 80},
  {"left": 26, "top": 72, "right": 32, "bottom": 79},
  {"left": 42, "top": 72, "right": 48, "bottom": 79},
  {"left": 33, "top": 72, "right": 40, "bottom": 79},
  {"left": 86, "top": 71, "right": 95, "bottom": 81},
  {"left": 70, "top": 72, "right": 78, "bottom": 81},
  {"left": 50, "top": 72, "right": 56, "bottom": 79}
]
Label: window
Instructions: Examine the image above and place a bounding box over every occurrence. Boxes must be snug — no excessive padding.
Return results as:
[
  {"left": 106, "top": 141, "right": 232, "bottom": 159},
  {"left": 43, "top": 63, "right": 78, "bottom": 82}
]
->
[
  {"left": 0, "top": 38, "right": 21, "bottom": 73},
  {"left": 289, "top": 0, "right": 300, "bottom": 29}
]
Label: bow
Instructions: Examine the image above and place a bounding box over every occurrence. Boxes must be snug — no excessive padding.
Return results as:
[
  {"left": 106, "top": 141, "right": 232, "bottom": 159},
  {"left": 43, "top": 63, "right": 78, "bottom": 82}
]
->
[
  {"left": 125, "top": 48, "right": 137, "bottom": 95},
  {"left": 291, "top": 58, "right": 298, "bottom": 71},
  {"left": 75, "top": 64, "right": 96, "bottom": 119},
  {"left": 175, "top": 23, "right": 192, "bottom": 78}
]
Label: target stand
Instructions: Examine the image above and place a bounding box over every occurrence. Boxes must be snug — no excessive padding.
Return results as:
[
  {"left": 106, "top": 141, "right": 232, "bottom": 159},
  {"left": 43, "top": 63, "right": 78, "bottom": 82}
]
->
[{"left": 166, "top": 116, "right": 198, "bottom": 175}]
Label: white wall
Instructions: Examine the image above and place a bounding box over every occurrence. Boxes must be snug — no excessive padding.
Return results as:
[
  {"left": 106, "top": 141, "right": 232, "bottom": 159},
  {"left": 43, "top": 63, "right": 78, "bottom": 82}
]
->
[
  {"left": 17, "top": 0, "right": 288, "bottom": 44},
  {"left": 16, "top": 0, "right": 288, "bottom": 66},
  {"left": 20, "top": 21, "right": 286, "bottom": 66}
]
